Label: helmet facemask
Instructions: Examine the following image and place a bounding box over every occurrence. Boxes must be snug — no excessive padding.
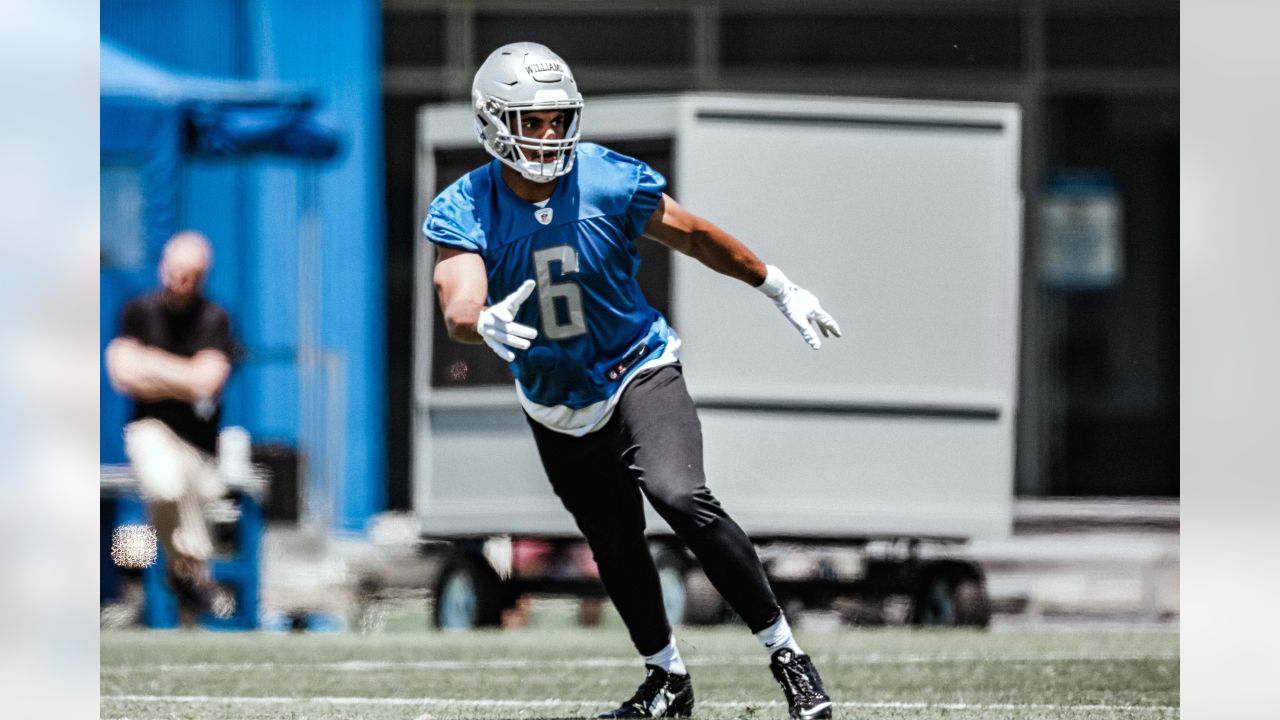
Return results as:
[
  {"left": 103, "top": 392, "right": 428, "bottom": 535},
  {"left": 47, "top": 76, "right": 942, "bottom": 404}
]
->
[
  {"left": 475, "top": 97, "right": 582, "bottom": 183},
  {"left": 472, "top": 42, "right": 584, "bottom": 184}
]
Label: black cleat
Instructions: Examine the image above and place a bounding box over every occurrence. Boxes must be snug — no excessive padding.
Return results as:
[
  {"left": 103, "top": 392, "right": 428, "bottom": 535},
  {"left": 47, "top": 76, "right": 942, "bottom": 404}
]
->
[
  {"left": 770, "top": 648, "right": 833, "bottom": 719},
  {"left": 597, "top": 665, "right": 694, "bottom": 718}
]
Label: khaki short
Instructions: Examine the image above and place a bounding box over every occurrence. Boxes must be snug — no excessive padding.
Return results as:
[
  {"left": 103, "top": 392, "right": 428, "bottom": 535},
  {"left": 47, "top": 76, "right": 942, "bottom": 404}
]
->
[{"left": 123, "top": 418, "right": 226, "bottom": 561}]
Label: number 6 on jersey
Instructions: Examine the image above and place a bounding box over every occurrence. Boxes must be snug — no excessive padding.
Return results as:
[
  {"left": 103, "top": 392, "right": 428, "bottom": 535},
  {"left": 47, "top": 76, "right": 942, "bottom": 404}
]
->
[{"left": 533, "top": 245, "right": 587, "bottom": 339}]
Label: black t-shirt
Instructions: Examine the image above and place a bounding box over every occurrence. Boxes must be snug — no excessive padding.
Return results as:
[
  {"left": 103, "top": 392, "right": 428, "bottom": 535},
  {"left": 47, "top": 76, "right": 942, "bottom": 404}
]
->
[{"left": 118, "top": 293, "right": 238, "bottom": 455}]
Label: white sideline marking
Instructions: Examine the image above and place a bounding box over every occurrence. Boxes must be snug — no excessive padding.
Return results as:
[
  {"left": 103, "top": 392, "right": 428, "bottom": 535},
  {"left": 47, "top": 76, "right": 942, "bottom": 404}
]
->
[
  {"left": 102, "top": 694, "right": 1179, "bottom": 714},
  {"left": 102, "top": 650, "right": 1178, "bottom": 674},
  {"left": 104, "top": 712, "right": 447, "bottom": 720}
]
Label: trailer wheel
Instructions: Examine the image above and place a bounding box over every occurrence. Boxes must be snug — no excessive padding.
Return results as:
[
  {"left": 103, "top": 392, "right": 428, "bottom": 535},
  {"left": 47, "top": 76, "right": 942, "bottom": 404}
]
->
[
  {"left": 912, "top": 566, "right": 992, "bottom": 628},
  {"left": 431, "top": 550, "right": 505, "bottom": 629},
  {"left": 650, "top": 544, "right": 690, "bottom": 626},
  {"left": 952, "top": 579, "right": 992, "bottom": 628}
]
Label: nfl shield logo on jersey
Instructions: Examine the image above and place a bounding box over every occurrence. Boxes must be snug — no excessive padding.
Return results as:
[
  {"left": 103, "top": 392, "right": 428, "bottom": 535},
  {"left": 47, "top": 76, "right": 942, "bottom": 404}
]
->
[{"left": 535, "top": 207, "right": 554, "bottom": 225}]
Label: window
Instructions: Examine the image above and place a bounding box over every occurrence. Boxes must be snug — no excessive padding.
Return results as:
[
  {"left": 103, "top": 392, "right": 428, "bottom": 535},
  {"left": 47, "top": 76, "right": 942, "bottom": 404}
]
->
[
  {"left": 101, "top": 163, "right": 146, "bottom": 270},
  {"left": 721, "top": 13, "right": 1023, "bottom": 69},
  {"left": 1047, "top": 13, "right": 1178, "bottom": 69},
  {"left": 474, "top": 13, "right": 692, "bottom": 66}
]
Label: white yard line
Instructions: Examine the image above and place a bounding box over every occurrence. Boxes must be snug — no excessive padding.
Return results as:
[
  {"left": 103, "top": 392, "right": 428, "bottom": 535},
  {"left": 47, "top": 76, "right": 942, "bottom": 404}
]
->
[
  {"left": 103, "top": 709, "right": 443, "bottom": 720},
  {"left": 102, "top": 693, "right": 1180, "bottom": 714},
  {"left": 101, "top": 651, "right": 1178, "bottom": 674}
]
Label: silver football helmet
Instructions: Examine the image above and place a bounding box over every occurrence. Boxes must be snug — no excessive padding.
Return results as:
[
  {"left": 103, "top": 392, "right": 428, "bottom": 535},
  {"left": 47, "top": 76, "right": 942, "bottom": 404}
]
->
[{"left": 472, "top": 42, "right": 583, "bottom": 183}]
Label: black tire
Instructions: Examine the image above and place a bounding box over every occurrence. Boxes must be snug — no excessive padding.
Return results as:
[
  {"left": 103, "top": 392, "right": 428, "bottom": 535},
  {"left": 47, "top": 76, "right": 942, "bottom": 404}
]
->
[
  {"left": 952, "top": 579, "right": 992, "bottom": 628},
  {"left": 911, "top": 567, "right": 992, "bottom": 628},
  {"left": 431, "top": 549, "right": 506, "bottom": 629}
]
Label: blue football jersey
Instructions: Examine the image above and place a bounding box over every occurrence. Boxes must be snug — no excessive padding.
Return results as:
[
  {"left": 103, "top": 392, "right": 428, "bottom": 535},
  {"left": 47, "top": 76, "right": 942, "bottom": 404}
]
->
[{"left": 423, "top": 142, "right": 675, "bottom": 421}]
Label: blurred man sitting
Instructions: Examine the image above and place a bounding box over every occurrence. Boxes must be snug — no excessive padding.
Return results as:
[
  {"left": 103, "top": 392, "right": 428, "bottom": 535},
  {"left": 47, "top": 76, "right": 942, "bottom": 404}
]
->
[{"left": 105, "top": 230, "right": 238, "bottom": 619}]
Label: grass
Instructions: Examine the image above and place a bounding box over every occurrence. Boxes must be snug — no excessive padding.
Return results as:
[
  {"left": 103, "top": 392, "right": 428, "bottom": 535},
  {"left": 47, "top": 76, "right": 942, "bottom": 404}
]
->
[{"left": 101, "top": 602, "right": 1178, "bottom": 720}]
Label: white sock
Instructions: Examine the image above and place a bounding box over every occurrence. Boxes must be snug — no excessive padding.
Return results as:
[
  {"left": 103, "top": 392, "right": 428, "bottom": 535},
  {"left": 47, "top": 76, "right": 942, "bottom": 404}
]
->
[
  {"left": 755, "top": 613, "right": 803, "bottom": 656},
  {"left": 642, "top": 636, "right": 688, "bottom": 675}
]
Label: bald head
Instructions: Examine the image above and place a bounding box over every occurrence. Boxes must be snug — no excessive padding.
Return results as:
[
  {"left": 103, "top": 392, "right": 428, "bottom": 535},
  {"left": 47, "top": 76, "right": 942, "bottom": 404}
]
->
[{"left": 160, "top": 231, "right": 213, "bottom": 309}]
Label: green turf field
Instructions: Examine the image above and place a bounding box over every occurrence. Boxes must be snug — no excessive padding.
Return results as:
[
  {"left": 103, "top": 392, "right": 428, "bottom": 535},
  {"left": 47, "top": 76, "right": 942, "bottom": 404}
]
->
[{"left": 102, "top": 615, "right": 1178, "bottom": 719}]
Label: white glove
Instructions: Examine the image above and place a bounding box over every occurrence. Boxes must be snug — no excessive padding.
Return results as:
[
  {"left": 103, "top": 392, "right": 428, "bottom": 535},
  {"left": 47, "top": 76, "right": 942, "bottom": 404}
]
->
[
  {"left": 756, "top": 264, "right": 841, "bottom": 350},
  {"left": 478, "top": 279, "right": 539, "bottom": 361}
]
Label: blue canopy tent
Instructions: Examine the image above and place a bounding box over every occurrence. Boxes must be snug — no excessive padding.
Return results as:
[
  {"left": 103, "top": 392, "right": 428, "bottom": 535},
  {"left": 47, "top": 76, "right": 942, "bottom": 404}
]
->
[
  {"left": 101, "top": 36, "right": 342, "bottom": 453},
  {"left": 100, "top": 37, "right": 338, "bottom": 261},
  {"left": 100, "top": 36, "right": 339, "bottom": 463}
]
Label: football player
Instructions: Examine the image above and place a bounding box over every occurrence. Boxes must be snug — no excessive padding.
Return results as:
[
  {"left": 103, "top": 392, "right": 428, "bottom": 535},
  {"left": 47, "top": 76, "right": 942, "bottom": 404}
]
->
[{"left": 426, "top": 42, "right": 839, "bottom": 719}]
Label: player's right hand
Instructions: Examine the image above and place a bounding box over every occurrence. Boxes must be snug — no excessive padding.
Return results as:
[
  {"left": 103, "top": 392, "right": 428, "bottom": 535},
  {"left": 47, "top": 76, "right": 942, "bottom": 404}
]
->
[{"left": 477, "top": 279, "right": 539, "bottom": 361}]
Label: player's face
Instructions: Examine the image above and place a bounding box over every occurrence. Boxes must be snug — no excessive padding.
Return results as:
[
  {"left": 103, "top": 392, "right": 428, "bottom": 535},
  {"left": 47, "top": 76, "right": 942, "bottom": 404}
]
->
[{"left": 511, "top": 110, "right": 566, "bottom": 164}]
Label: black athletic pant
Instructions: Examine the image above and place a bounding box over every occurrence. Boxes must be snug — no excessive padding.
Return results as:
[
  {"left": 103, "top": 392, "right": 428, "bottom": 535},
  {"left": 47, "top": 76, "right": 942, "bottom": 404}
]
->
[{"left": 527, "top": 363, "right": 781, "bottom": 656}]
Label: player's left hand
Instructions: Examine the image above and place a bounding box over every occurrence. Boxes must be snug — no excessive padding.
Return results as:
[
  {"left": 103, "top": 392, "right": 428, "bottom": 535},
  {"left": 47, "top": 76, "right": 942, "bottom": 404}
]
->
[{"left": 756, "top": 264, "right": 841, "bottom": 350}]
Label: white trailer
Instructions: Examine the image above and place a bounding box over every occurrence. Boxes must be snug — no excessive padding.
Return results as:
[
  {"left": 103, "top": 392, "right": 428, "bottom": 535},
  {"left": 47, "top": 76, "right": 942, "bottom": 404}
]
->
[{"left": 414, "top": 93, "right": 1022, "bottom": 628}]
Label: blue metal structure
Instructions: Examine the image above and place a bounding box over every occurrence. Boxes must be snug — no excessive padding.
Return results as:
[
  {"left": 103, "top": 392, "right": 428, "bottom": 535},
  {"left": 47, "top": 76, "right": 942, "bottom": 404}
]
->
[{"left": 100, "top": 0, "right": 385, "bottom": 532}]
